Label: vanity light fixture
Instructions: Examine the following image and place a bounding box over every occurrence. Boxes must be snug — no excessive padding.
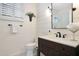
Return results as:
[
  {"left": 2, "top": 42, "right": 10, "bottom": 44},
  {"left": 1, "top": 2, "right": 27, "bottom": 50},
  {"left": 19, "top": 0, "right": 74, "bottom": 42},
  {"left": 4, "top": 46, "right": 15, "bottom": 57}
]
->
[
  {"left": 46, "top": 9, "right": 51, "bottom": 16},
  {"left": 48, "top": 6, "right": 51, "bottom": 10},
  {"left": 25, "top": 12, "right": 36, "bottom": 22},
  {"left": 72, "top": 8, "right": 76, "bottom": 11},
  {"left": 48, "top": 3, "right": 53, "bottom": 28},
  {"left": 47, "top": 4, "right": 53, "bottom": 16}
]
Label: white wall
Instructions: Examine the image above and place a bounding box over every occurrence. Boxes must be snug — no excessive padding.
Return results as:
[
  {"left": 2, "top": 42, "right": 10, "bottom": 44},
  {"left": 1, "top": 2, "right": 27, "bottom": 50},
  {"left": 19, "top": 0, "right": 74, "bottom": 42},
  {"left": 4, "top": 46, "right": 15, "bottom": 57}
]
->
[
  {"left": 37, "top": 3, "right": 79, "bottom": 41},
  {"left": 73, "top": 3, "right": 79, "bottom": 22},
  {"left": 0, "top": 3, "right": 37, "bottom": 56},
  {"left": 36, "top": 3, "right": 51, "bottom": 35}
]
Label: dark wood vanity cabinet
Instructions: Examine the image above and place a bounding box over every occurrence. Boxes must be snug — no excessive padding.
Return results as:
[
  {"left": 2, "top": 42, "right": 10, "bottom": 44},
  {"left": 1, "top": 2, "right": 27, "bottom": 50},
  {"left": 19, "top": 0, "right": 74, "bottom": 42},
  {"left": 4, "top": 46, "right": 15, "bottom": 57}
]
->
[{"left": 38, "top": 37, "right": 79, "bottom": 56}]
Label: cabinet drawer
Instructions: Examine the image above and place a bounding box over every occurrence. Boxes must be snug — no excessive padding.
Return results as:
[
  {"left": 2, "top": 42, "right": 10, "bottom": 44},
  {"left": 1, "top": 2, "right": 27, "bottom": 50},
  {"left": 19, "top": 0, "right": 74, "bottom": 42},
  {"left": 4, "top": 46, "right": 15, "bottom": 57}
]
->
[{"left": 61, "top": 45, "right": 75, "bottom": 55}]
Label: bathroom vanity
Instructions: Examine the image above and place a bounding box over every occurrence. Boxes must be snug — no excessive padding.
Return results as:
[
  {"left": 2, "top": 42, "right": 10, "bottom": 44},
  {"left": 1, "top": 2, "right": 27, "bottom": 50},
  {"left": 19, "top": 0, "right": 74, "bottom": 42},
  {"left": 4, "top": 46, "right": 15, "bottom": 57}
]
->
[{"left": 38, "top": 35, "right": 79, "bottom": 56}]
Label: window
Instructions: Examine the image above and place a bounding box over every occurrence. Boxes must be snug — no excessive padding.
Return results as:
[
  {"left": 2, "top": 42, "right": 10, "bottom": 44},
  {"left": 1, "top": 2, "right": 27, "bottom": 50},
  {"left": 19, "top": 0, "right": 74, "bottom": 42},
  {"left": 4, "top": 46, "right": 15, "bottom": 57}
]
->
[{"left": 0, "top": 3, "right": 24, "bottom": 21}]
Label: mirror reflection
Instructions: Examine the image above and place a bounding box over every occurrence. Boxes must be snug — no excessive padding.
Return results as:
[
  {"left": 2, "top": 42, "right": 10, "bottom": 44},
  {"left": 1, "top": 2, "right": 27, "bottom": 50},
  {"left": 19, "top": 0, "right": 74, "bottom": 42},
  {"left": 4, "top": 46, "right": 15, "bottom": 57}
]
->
[{"left": 49, "top": 3, "right": 73, "bottom": 29}]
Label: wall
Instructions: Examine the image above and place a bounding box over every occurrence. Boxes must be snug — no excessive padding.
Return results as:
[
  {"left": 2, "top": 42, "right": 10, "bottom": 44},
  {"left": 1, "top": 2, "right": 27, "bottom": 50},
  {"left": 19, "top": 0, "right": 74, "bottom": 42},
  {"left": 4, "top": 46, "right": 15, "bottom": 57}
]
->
[
  {"left": 37, "top": 3, "right": 79, "bottom": 41},
  {"left": 36, "top": 3, "right": 51, "bottom": 35},
  {"left": 0, "top": 3, "right": 37, "bottom": 56},
  {"left": 73, "top": 3, "right": 79, "bottom": 22}
]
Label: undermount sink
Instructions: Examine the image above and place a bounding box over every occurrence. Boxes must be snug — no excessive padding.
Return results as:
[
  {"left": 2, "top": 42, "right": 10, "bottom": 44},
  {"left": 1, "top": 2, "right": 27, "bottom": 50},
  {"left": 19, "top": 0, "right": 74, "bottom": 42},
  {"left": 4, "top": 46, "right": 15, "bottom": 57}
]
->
[{"left": 45, "top": 33, "right": 68, "bottom": 41}]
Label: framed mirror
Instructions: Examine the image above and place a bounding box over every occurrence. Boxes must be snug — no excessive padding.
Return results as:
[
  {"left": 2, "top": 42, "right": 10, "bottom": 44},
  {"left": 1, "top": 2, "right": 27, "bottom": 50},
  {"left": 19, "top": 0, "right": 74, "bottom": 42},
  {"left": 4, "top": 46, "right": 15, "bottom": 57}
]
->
[{"left": 51, "top": 3, "right": 73, "bottom": 29}]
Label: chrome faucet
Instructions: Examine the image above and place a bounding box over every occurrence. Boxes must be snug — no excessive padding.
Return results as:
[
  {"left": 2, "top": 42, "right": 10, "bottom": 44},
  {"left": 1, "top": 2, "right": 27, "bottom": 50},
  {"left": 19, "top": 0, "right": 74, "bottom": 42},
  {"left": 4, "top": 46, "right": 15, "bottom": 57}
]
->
[
  {"left": 57, "top": 32, "right": 61, "bottom": 38},
  {"left": 54, "top": 33, "right": 58, "bottom": 37},
  {"left": 63, "top": 34, "right": 67, "bottom": 38},
  {"left": 55, "top": 32, "right": 67, "bottom": 38}
]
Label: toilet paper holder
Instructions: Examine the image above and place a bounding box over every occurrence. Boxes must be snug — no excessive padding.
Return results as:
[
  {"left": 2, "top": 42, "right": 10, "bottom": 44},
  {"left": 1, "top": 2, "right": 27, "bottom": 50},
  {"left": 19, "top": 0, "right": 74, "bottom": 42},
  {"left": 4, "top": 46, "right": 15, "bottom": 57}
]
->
[{"left": 8, "top": 24, "right": 23, "bottom": 27}]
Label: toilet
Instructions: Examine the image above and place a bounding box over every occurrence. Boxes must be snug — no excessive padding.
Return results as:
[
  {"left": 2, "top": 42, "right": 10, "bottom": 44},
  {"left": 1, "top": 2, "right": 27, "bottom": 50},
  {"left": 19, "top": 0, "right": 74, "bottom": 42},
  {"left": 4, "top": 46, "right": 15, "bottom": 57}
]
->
[{"left": 25, "top": 42, "right": 36, "bottom": 56}]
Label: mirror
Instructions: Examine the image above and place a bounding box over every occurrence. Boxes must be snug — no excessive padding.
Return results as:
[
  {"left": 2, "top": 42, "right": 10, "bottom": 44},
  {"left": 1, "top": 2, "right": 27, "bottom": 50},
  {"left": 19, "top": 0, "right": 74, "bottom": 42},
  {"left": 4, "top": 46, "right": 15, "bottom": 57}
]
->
[{"left": 51, "top": 3, "right": 73, "bottom": 29}]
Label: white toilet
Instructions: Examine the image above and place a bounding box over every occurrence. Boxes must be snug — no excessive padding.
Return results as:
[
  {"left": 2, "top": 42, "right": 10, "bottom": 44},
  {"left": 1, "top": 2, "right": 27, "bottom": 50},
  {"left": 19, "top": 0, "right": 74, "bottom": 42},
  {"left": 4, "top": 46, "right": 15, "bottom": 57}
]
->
[{"left": 25, "top": 42, "right": 36, "bottom": 56}]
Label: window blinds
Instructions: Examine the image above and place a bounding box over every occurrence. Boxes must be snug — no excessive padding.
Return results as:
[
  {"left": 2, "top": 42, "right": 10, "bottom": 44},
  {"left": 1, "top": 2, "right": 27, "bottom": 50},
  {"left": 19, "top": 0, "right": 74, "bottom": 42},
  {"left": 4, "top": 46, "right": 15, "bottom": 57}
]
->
[{"left": 0, "top": 3, "right": 24, "bottom": 21}]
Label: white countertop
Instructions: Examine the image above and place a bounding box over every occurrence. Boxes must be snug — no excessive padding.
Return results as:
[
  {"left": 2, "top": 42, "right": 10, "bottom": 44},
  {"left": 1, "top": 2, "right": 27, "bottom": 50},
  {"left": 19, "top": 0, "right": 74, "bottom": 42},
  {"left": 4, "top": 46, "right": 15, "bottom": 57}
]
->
[{"left": 38, "top": 35, "right": 79, "bottom": 48}]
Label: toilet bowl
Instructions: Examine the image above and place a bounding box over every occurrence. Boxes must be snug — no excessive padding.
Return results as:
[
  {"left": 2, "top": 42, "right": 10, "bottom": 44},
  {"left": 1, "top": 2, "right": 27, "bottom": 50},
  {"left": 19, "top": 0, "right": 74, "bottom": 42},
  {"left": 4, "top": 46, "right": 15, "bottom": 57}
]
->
[{"left": 25, "top": 42, "right": 36, "bottom": 56}]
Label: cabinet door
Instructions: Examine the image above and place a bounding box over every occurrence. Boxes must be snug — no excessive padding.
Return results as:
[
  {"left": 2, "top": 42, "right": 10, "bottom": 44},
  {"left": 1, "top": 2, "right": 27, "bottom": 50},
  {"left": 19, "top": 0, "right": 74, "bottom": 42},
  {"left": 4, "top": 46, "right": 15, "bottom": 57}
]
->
[
  {"left": 60, "top": 44, "right": 75, "bottom": 56},
  {"left": 38, "top": 38, "right": 61, "bottom": 56},
  {"left": 46, "top": 40, "right": 75, "bottom": 56},
  {"left": 38, "top": 38, "right": 76, "bottom": 56},
  {"left": 38, "top": 38, "right": 48, "bottom": 55}
]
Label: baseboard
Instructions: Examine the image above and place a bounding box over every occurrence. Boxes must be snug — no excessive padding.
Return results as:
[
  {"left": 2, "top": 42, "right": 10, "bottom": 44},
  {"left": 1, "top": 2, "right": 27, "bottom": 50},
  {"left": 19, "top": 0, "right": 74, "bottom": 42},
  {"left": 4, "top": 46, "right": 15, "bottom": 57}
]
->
[{"left": 9, "top": 50, "right": 26, "bottom": 56}]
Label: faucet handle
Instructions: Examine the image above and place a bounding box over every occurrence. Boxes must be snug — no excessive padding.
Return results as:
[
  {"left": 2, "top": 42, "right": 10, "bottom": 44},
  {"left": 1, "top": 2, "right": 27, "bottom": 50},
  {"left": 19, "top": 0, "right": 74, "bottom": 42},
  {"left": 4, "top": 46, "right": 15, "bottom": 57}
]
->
[
  {"left": 54, "top": 33, "right": 58, "bottom": 37},
  {"left": 63, "top": 34, "right": 67, "bottom": 38}
]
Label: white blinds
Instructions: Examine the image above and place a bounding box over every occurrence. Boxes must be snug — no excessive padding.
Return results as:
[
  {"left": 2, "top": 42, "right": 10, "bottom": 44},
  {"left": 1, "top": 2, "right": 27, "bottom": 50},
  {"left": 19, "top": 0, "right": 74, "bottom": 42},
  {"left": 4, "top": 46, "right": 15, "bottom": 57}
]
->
[{"left": 0, "top": 3, "right": 23, "bottom": 21}]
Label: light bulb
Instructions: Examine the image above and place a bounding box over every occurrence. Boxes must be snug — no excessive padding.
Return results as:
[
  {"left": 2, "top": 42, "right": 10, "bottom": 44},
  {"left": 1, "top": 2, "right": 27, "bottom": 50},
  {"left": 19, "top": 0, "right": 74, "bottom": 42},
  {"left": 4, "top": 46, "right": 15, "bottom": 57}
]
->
[{"left": 46, "top": 9, "right": 51, "bottom": 17}]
